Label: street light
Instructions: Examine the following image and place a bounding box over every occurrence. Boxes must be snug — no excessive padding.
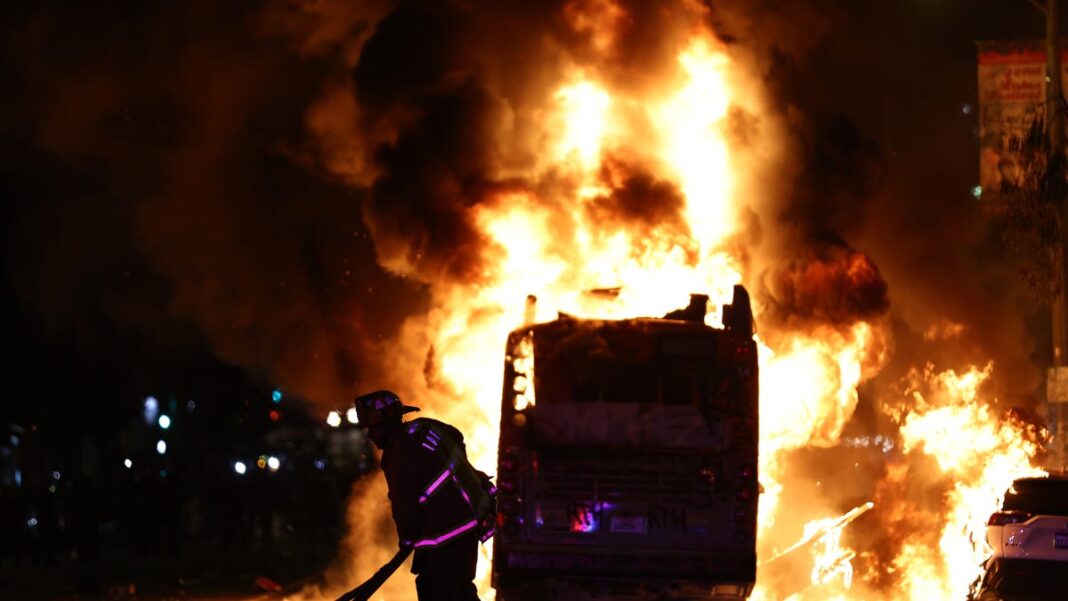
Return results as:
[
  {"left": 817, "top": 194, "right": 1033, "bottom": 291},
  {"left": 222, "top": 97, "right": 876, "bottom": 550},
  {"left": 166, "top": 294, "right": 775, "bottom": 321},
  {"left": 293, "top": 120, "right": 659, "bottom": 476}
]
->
[{"left": 143, "top": 396, "right": 159, "bottom": 425}]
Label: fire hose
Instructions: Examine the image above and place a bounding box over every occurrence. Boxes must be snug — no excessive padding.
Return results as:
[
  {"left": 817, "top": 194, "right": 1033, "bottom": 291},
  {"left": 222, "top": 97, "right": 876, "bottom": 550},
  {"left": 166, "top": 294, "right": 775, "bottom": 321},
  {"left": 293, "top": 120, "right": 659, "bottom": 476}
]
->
[{"left": 334, "top": 546, "right": 413, "bottom": 601}]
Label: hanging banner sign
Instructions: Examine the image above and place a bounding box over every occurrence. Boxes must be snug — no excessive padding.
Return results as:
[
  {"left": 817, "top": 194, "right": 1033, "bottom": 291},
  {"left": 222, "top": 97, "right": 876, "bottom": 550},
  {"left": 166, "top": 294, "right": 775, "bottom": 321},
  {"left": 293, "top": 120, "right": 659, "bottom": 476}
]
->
[{"left": 976, "top": 41, "right": 1068, "bottom": 193}]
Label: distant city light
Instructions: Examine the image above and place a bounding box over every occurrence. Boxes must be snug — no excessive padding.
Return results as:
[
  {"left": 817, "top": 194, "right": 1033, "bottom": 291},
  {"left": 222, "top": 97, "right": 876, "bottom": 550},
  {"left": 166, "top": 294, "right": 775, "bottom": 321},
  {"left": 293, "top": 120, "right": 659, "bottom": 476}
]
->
[
  {"left": 9, "top": 434, "right": 18, "bottom": 446},
  {"left": 971, "top": 185, "right": 982, "bottom": 199},
  {"left": 51, "top": 471, "right": 60, "bottom": 481},
  {"left": 143, "top": 396, "right": 160, "bottom": 425},
  {"left": 346, "top": 407, "right": 359, "bottom": 424},
  {"left": 48, "top": 485, "right": 56, "bottom": 493},
  {"left": 314, "top": 459, "right": 327, "bottom": 470},
  {"left": 160, "top": 470, "right": 167, "bottom": 478},
  {"left": 234, "top": 461, "right": 247, "bottom": 475},
  {"left": 269, "top": 410, "right": 281, "bottom": 422},
  {"left": 272, "top": 389, "right": 283, "bottom": 403},
  {"left": 27, "top": 516, "right": 38, "bottom": 528},
  {"left": 961, "top": 103, "right": 974, "bottom": 115},
  {"left": 257, "top": 455, "right": 267, "bottom": 469},
  {"left": 158, "top": 414, "right": 171, "bottom": 430},
  {"left": 123, "top": 458, "right": 133, "bottom": 469},
  {"left": 156, "top": 440, "right": 167, "bottom": 455},
  {"left": 267, "top": 456, "right": 281, "bottom": 471},
  {"left": 326, "top": 411, "right": 342, "bottom": 428},
  {"left": 186, "top": 399, "right": 196, "bottom": 411}
]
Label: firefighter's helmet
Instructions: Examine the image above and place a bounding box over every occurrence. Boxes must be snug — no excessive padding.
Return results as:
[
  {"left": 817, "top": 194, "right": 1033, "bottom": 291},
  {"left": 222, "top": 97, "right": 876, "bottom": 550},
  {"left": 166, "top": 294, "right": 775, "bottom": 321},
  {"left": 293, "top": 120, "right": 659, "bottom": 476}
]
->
[{"left": 353, "top": 390, "right": 419, "bottom": 428}]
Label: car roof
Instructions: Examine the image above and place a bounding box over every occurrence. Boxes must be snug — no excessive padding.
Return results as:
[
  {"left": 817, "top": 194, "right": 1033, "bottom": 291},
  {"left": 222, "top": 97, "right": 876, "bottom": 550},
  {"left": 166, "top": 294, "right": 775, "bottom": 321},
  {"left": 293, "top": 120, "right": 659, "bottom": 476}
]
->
[
  {"left": 1013, "top": 475, "right": 1068, "bottom": 484},
  {"left": 1002, "top": 476, "right": 1068, "bottom": 514}
]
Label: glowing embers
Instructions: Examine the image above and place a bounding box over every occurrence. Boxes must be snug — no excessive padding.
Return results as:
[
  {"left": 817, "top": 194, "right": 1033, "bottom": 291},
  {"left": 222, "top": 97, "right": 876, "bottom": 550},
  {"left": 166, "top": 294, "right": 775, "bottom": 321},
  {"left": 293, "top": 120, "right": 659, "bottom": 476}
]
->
[{"left": 512, "top": 333, "right": 536, "bottom": 411}]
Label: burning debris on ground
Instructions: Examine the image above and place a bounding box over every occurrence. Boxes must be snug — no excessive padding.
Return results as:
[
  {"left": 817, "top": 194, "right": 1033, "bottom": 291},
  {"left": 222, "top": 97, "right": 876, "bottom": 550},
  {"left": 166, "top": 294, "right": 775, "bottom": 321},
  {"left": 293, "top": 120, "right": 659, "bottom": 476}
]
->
[{"left": 2, "top": 1, "right": 1066, "bottom": 600}]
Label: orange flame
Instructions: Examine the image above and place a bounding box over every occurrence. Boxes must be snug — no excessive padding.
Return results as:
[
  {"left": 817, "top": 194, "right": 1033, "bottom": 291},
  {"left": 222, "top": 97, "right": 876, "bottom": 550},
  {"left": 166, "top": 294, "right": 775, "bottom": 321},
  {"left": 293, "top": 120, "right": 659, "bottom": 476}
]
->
[
  {"left": 887, "top": 364, "right": 1046, "bottom": 600},
  {"left": 306, "top": 17, "right": 1047, "bottom": 601},
  {"left": 433, "top": 34, "right": 889, "bottom": 601}
]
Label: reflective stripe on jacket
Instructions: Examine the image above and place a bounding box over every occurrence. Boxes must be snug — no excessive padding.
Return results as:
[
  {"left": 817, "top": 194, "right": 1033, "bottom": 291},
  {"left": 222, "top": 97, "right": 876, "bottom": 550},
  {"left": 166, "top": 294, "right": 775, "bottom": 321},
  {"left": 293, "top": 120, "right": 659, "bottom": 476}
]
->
[{"left": 381, "top": 418, "right": 492, "bottom": 550}]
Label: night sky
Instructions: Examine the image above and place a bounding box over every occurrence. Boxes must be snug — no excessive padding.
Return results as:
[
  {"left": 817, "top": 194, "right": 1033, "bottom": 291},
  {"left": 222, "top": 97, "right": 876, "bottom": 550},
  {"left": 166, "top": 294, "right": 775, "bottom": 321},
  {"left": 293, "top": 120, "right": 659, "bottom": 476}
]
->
[{"left": 1, "top": 0, "right": 1061, "bottom": 439}]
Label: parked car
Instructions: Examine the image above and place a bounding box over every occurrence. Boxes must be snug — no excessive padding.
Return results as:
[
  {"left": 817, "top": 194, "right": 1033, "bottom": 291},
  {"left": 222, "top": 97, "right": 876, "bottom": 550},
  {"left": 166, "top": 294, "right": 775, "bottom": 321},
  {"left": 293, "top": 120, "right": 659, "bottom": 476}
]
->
[
  {"left": 970, "top": 476, "right": 1068, "bottom": 600},
  {"left": 986, "top": 476, "right": 1068, "bottom": 561}
]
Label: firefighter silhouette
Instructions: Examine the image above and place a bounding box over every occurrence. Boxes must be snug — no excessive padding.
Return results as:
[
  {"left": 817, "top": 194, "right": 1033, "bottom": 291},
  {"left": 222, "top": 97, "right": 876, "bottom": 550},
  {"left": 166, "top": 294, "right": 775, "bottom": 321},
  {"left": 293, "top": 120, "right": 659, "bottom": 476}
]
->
[{"left": 352, "top": 390, "right": 496, "bottom": 601}]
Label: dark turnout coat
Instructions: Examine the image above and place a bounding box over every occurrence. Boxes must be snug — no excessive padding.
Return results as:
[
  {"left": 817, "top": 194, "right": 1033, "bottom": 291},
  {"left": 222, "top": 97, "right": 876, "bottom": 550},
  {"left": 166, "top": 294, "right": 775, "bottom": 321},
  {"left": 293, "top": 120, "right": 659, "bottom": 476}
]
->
[{"left": 380, "top": 418, "right": 494, "bottom": 558}]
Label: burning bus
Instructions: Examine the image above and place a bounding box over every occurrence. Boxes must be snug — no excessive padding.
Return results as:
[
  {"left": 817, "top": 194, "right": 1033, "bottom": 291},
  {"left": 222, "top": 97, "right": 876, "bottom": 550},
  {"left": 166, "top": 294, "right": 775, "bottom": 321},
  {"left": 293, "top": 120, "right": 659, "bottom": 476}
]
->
[{"left": 492, "top": 285, "right": 759, "bottom": 600}]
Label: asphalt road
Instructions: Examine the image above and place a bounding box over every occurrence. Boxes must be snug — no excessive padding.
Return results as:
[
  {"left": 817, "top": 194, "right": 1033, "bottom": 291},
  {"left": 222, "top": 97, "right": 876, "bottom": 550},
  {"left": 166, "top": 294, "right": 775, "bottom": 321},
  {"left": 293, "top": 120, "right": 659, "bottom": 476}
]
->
[{"left": 0, "top": 542, "right": 331, "bottom": 601}]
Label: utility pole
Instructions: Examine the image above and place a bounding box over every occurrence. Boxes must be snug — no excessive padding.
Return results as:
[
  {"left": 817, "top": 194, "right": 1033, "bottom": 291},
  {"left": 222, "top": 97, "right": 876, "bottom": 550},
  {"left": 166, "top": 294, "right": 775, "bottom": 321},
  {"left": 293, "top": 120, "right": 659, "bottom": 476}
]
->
[{"left": 1047, "top": 0, "right": 1068, "bottom": 471}]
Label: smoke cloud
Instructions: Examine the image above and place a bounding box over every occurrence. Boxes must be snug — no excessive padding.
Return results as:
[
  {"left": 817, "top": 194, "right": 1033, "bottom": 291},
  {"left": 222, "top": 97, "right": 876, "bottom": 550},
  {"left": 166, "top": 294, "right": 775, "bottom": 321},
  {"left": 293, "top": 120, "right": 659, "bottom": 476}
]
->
[
  {"left": 3, "top": 0, "right": 1042, "bottom": 424},
  {"left": 2, "top": 1, "right": 429, "bottom": 406}
]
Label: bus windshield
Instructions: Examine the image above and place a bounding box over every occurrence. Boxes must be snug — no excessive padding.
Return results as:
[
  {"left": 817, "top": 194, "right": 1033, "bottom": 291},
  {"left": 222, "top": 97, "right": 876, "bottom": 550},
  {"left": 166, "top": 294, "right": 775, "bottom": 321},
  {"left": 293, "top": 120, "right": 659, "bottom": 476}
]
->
[{"left": 529, "top": 326, "right": 737, "bottom": 449}]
